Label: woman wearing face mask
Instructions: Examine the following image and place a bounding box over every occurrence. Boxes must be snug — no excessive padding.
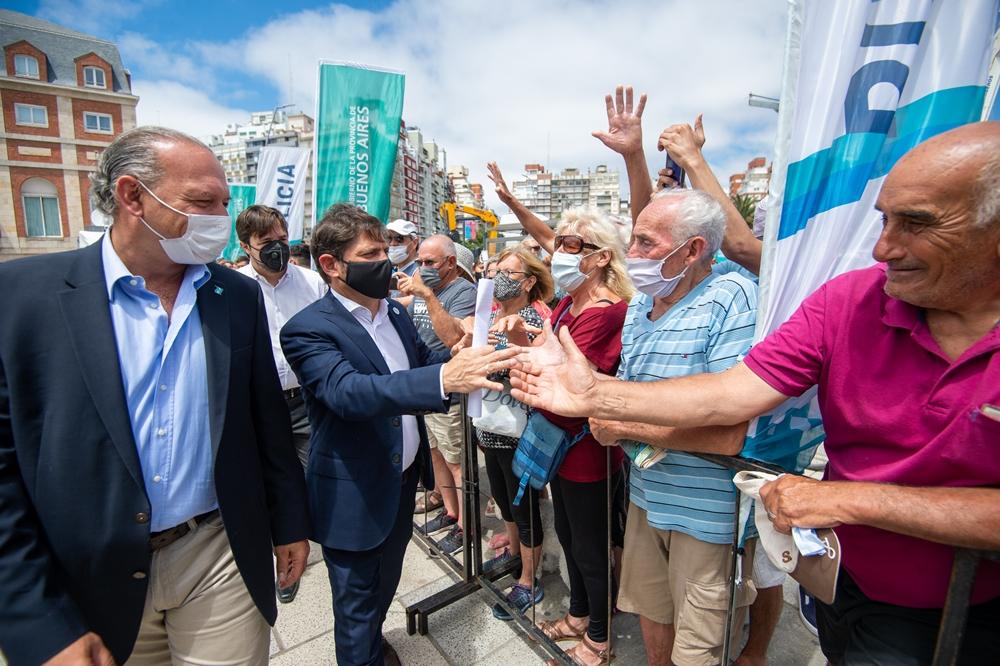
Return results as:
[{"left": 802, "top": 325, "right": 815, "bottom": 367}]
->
[
  {"left": 493, "top": 208, "right": 634, "bottom": 665},
  {"left": 476, "top": 248, "right": 554, "bottom": 620}
]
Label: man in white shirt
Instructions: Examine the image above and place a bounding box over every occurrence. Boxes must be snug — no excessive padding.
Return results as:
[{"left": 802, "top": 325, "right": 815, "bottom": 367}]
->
[{"left": 236, "top": 204, "right": 327, "bottom": 603}]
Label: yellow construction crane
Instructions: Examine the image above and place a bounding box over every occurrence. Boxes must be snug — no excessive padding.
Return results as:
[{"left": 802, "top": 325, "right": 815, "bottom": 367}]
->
[{"left": 439, "top": 202, "right": 500, "bottom": 255}]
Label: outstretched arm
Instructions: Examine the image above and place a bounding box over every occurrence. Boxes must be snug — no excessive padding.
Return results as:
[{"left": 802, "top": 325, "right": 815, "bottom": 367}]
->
[
  {"left": 589, "top": 417, "right": 748, "bottom": 456},
  {"left": 487, "top": 162, "right": 555, "bottom": 254},
  {"left": 592, "top": 84, "right": 650, "bottom": 224},
  {"left": 510, "top": 325, "right": 788, "bottom": 426},
  {"left": 658, "top": 117, "right": 763, "bottom": 274}
]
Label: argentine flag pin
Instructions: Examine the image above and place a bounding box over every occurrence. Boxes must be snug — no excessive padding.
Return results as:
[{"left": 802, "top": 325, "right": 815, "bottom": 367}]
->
[{"left": 214, "top": 286, "right": 224, "bottom": 295}]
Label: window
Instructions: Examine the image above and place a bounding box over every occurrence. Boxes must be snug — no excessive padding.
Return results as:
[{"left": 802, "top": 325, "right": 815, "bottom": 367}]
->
[
  {"left": 83, "top": 112, "right": 113, "bottom": 133},
  {"left": 83, "top": 65, "right": 106, "bottom": 88},
  {"left": 14, "top": 103, "right": 47, "bottom": 127},
  {"left": 22, "top": 178, "right": 61, "bottom": 237},
  {"left": 14, "top": 54, "right": 39, "bottom": 79}
]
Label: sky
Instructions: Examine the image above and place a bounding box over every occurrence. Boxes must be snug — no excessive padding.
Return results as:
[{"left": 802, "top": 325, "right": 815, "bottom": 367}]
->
[{"left": 10, "top": 0, "right": 787, "bottom": 210}]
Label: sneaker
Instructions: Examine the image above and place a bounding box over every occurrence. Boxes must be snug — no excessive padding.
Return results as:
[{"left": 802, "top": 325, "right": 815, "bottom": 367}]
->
[
  {"left": 492, "top": 580, "right": 544, "bottom": 620},
  {"left": 437, "top": 525, "right": 464, "bottom": 555},
  {"left": 483, "top": 548, "right": 514, "bottom": 573},
  {"left": 798, "top": 585, "right": 818, "bottom": 636},
  {"left": 276, "top": 579, "right": 299, "bottom": 604},
  {"left": 418, "top": 511, "right": 456, "bottom": 536}
]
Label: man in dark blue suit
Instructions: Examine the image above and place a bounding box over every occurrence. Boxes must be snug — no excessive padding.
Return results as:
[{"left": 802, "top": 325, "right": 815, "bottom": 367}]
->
[
  {"left": 0, "top": 127, "right": 309, "bottom": 665},
  {"left": 281, "top": 204, "right": 516, "bottom": 666}
]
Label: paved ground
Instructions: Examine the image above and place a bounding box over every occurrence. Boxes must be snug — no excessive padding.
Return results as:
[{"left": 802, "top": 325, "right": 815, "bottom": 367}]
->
[
  {"left": 269, "top": 472, "right": 826, "bottom": 665},
  {"left": 269, "top": 536, "right": 824, "bottom": 665}
]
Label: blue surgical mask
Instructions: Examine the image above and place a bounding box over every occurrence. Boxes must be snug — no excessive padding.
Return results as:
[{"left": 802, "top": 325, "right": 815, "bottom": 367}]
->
[{"left": 550, "top": 250, "right": 598, "bottom": 293}]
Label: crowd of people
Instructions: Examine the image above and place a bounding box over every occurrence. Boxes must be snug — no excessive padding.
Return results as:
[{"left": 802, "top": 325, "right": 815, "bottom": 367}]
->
[{"left": 0, "top": 82, "right": 997, "bottom": 666}]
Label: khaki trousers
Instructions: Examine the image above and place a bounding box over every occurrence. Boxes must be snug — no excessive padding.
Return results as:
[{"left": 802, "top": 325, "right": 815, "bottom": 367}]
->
[{"left": 125, "top": 513, "right": 270, "bottom": 666}]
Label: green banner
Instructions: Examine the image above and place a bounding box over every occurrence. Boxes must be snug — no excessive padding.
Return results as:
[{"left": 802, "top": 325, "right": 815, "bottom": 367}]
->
[
  {"left": 222, "top": 183, "right": 256, "bottom": 261},
  {"left": 314, "top": 63, "right": 405, "bottom": 223}
]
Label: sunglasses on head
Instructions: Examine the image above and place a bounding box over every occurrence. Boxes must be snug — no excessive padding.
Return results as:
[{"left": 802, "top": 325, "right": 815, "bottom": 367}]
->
[{"left": 554, "top": 234, "right": 600, "bottom": 254}]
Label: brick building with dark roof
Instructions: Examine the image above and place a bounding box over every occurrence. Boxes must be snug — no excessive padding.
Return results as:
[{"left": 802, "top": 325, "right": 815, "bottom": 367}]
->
[{"left": 0, "top": 9, "right": 138, "bottom": 259}]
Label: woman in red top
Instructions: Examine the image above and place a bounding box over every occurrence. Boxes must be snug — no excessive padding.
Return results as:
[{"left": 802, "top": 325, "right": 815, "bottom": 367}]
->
[{"left": 490, "top": 166, "right": 633, "bottom": 664}]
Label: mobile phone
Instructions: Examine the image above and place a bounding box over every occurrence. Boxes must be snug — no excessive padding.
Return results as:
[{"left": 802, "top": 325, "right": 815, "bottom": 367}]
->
[
  {"left": 665, "top": 152, "right": 686, "bottom": 188},
  {"left": 389, "top": 275, "right": 399, "bottom": 291}
]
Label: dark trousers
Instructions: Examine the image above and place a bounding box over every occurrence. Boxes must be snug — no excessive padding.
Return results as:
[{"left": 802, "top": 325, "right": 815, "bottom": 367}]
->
[
  {"left": 818, "top": 569, "right": 1000, "bottom": 666},
  {"left": 550, "top": 469, "right": 624, "bottom": 643},
  {"left": 483, "top": 446, "right": 543, "bottom": 547},
  {"left": 322, "top": 469, "right": 418, "bottom": 666},
  {"left": 286, "top": 392, "right": 310, "bottom": 470}
]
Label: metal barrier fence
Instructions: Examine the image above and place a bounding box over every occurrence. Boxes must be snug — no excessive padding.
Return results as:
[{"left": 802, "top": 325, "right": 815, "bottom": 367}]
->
[{"left": 404, "top": 397, "right": 997, "bottom": 664}]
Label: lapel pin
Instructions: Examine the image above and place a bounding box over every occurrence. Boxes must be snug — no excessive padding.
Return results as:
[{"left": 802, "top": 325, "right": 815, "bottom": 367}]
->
[
  {"left": 214, "top": 285, "right": 224, "bottom": 295},
  {"left": 392, "top": 306, "right": 400, "bottom": 315}
]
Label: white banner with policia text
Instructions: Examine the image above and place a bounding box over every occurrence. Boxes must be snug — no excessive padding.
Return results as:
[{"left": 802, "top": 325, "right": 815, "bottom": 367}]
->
[
  {"left": 255, "top": 146, "right": 310, "bottom": 242},
  {"left": 741, "top": 0, "right": 998, "bottom": 471}
]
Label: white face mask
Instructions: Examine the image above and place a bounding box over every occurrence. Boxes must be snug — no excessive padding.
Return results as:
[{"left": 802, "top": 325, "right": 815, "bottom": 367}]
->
[
  {"left": 626, "top": 238, "right": 692, "bottom": 299},
  {"left": 388, "top": 245, "right": 410, "bottom": 266},
  {"left": 135, "top": 180, "right": 231, "bottom": 265},
  {"left": 551, "top": 250, "right": 599, "bottom": 293}
]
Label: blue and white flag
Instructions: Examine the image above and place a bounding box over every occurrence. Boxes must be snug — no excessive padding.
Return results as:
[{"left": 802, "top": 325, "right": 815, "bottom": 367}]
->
[
  {"left": 743, "top": 0, "right": 998, "bottom": 470},
  {"left": 256, "top": 146, "right": 310, "bottom": 242}
]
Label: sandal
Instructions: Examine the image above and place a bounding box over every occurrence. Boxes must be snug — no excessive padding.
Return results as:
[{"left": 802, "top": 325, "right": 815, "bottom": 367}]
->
[
  {"left": 537, "top": 614, "right": 588, "bottom": 642},
  {"left": 414, "top": 490, "right": 443, "bottom": 514},
  {"left": 549, "top": 634, "right": 614, "bottom": 666}
]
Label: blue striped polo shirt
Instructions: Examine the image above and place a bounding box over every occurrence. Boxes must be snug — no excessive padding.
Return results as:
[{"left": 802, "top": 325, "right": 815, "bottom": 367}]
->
[{"left": 619, "top": 262, "right": 758, "bottom": 544}]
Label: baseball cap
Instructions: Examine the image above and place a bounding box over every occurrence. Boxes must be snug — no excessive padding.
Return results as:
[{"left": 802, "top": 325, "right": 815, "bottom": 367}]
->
[{"left": 386, "top": 219, "right": 417, "bottom": 237}]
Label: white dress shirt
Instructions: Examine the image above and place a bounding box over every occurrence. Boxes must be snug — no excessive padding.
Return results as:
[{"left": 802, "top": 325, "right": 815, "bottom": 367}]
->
[
  {"left": 329, "top": 289, "right": 425, "bottom": 470},
  {"left": 238, "top": 262, "right": 328, "bottom": 390}
]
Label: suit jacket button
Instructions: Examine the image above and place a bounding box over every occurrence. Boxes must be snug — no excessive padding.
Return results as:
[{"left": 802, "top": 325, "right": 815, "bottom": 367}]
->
[
  {"left": 132, "top": 571, "right": 147, "bottom": 579},
  {"left": 392, "top": 417, "right": 401, "bottom": 427},
  {"left": 135, "top": 512, "right": 149, "bottom": 524},
  {"left": 391, "top": 453, "right": 401, "bottom": 464}
]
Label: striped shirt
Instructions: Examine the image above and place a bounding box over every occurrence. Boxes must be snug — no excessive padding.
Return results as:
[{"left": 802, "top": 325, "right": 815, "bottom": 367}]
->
[{"left": 619, "top": 262, "right": 758, "bottom": 544}]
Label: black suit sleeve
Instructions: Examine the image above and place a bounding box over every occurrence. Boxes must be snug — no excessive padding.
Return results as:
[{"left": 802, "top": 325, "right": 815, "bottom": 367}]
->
[
  {"left": 0, "top": 354, "right": 89, "bottom": 665},
  {"left": 248, "top": 289, "right": 310, "bottom": 547}
]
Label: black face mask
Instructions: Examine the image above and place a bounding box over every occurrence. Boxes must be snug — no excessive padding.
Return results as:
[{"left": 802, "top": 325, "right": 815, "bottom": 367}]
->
[
  {"left": 344, "top": 258, "right": 394, "bottom": 299},
  {"left": 254, "top": 240, "right": 290, "bottom": 273}
]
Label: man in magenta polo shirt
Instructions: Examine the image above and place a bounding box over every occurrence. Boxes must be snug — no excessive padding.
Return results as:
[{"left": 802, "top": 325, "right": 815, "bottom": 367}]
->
[{"left": 510, "top": 121, "right": 1000, "bottom": 664}]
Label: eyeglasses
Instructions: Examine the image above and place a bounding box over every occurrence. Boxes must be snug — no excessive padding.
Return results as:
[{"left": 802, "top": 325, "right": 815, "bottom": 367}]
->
[
  {"left": 554, "top": 234, "right": 600, "bottom": 254},
  {"left": 387, "top": 233, "right": 409, "bottom": 244},
  {"left": 488, "top": 269, "right": 528, "bottom": 279}
]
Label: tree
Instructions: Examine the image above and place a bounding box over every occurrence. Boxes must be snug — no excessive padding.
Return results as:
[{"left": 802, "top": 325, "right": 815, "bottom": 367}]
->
[{"left": 731, "top": 194, "right": 757, "bottom": 228}]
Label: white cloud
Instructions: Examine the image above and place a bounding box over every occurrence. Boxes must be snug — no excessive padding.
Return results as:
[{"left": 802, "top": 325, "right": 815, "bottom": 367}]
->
[
  {"left": 36, "top": 0, "right": 160, "bottom": 36},
  {"left": 123, "top": 0, "right": 787, "bottom": 206},
  {"left": 132, "top": 80, "right": 251, "bottom": 140}
]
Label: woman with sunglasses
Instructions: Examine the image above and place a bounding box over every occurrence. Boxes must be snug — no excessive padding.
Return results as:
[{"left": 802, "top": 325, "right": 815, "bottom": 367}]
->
[
  {"left": 477, "top": 248, "right": 554, "bottom": 620},
  {"left": 489, "top": 163, "right": 634, "bottom": 666}
]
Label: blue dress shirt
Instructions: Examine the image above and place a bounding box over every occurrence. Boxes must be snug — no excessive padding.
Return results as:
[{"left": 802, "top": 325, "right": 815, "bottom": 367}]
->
[{"left": 102, "top": 234, "right": 217, "bottom": 532}]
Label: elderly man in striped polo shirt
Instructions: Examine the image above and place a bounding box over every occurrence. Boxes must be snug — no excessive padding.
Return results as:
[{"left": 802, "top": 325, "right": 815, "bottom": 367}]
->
[{"left": 588, "top": 188, "right": 759, "bottom": 666}]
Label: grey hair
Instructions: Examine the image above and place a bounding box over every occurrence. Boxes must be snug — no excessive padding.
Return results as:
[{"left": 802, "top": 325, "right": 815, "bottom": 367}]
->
[
  {"left": 975, "top": 150, "right": 1000, "bottom": 228},
  {"left": 89, "top": 125, "right": 207, "bottom": 217},
  {"left": 651, "top": 189, "right": 726, "bottom": 261},
  {"left": 421, "top": 234, "right": 456, "bottom": 257}
]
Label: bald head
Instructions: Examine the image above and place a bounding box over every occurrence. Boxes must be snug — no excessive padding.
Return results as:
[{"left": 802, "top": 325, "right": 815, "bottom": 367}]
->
[
  {"left": 420, "top": 234, "right": 456, "bottom": 257},
  {"left": 873, "top": 121, "right": 1000, "bottom": 312},
  {"left": 889, "top": 121, "right": 1000, "bottom": 228},
  {"left": 417, "top": 234, "right": 459, "bottom": 289}
]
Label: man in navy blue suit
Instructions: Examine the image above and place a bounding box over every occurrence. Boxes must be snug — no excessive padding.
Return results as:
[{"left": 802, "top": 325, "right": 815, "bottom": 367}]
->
[{"left": 280, "top": 204, "right": 517, "bottom": 666}]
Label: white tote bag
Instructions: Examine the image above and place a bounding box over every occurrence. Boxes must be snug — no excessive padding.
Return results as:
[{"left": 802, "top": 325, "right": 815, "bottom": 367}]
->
[{"left": 472, "top": 380, "right": 528, "bottom": 438}]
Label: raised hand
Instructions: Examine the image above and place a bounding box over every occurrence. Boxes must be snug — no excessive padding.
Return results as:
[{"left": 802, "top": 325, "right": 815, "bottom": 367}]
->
[
  {"left": 486, "top": 162, "right": 516, "bottom": 208},
  {"left": 592, "top": 84, "right": 647, "bottom": 156},
  {"left": 489, "top": 314, "right": 541, "bottom": 348},
  {"left": 657, "top": 114, "right": 706, "bottom": 169},
  {"left": 395, "top": 270, "right": 431, "bottom": 299},
  {"left": 510, "top": 324, "right": 599, "bottom": 416}
]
